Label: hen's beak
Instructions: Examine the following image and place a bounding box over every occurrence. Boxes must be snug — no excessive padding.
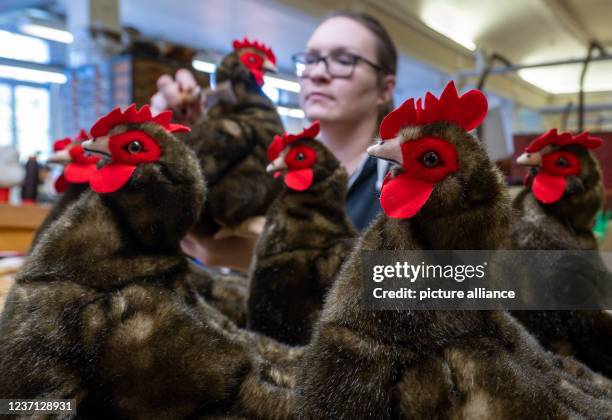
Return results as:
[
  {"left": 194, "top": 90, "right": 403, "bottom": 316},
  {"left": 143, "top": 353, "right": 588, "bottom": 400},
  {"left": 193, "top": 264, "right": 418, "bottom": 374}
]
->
[
  {"left": 367, "top": 137, "right": 404, "bottom": 165},
  {"left": 266, "top": 148, "right": 289, "bottom": 173},
  {"left": 263, "top": 58, "right": 278, "bottom": 74},
  {"left": 266, "top": 156, "right": 288, "bottom": 173},
  {"left": 47, "top": 149, "right": 72, "bottom": 165},
  {"left": 516, "top": 152, "right": 541, "bottom": 166},
  {"left": 82, "top": 136, "right": 111, "bottom": 158}
]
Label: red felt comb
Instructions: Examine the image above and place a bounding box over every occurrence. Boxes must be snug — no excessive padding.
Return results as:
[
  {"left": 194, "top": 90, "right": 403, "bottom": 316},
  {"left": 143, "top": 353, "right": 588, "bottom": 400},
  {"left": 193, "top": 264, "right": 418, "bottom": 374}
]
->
[
  {"left": 75, "top": 129, "right": 89, "bottom": 142},
  {"left": 90, "top": 104, "right": 191, "bottom": 137},
  {"left": 268, "top": 121, "right": 320, "bottom": 161},
  {"left": 379, "top": 81, "right": 488, "bottom": 140},
  {"left": 525, "top": 129, "right": 603, "bottom": 153},
  {"left": 232, "top": 37, "right": 276, "bottom": 64},
  {"left": 53, "top": 137, "right": 72, "bottom": 152}
]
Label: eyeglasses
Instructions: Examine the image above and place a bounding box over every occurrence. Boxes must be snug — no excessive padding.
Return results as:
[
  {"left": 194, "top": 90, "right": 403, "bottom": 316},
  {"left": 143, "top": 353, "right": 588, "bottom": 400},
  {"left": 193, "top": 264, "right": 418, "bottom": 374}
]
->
[{"left": 291, "top": 50, "right": 382, "bottom": 78}]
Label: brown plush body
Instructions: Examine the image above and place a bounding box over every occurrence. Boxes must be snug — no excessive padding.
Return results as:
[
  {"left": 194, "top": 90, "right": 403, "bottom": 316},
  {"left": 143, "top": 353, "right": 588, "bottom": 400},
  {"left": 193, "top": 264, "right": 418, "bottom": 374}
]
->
[
  {"left": 30, "top": 182, "right": 89, "bottom": 251},
  {"left": 248, "top": 137, "right": 357, "bottom": 345},
  {"left": 510, "top": 142, "right": 612, "bottom": 378},
  {"left": 0, "top": 120, "right": 297, "bottom": 418},
  {"left": 185, "top": 49, "right": 284, "bottom": 234},
  {"left": 511, "top": 143, "right": 603, "bottom": 251},
  {"left": 297, "top": 122, "right": 612, "bottom": 419},
  {"left": 190, "top": 263, "right": 249, "bottom": 327}
]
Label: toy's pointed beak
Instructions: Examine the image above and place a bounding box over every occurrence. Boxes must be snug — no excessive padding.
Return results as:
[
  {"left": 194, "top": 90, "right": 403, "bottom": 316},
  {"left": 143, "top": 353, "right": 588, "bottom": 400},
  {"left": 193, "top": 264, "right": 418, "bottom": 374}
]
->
[
  {"left": 82, "top": 136, "right": 111, "bottom": 158},
  {"left": 367, "top": 137, "right": 404, "bottom": 165},
  {"left": 517, "top": 152, "right": 541, "bottom": 166},
  {"left": 47, "top": 149, "right": 72, "bottom": 165},
  {"left": 266, "top": 156, "right": 288, "bottom": 173},
  {"left": 263, "top": 58, "right": 278, "bottom": 74}
]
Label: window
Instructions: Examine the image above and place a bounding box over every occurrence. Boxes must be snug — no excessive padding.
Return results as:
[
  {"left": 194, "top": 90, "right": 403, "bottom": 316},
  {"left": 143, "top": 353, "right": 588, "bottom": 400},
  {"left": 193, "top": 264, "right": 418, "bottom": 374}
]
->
[
  {"left": 0, "top": 30, "right": 50, "bottom": 64},
  {"left": 0, "top": 84, "right": 11, "bottom": 147},
  {"left": 0, "top": 82, "right": 51, "bottom": 160}
]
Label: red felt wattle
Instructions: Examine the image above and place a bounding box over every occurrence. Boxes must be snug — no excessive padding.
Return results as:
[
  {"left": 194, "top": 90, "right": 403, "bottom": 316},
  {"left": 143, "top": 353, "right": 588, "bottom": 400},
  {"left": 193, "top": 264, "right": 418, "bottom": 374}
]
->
[
  {"left": 232, "top": 37, "right": 276, "bottom": 64},
  {"left": 284, "top": 168, "right": 313, "bottom": 191},
  {"left": 380, "top": 173, "right": 434, "bottom": 219},
  {"left": 379, "top": 81, "right": 488, "bottom": 140},
  {"left": 66, "top": 147, "right": 98, "bottom": 180},
  {"left": 108, "top": 131, "right": 160, "bottom": 165},
  {"left": 90, "top": 104, "right": 190, "bottom": 137},
  {"left": 64, "top": 162, "right": 97, "bottom": 184},
  {"left": 54, "top": 174, "right": 68, "bottom": 193},
  {"left": 532, "top": 172, "right": 566, "bottom": 204},
  {"left": 251, "top": 69, "right": 264, "bottom": 86},
  {"left": 89, "top": 163, "right": 137, "bottom": 194},
  {"left": 69, "top": 145, "right": 100, "bottom": 165}
]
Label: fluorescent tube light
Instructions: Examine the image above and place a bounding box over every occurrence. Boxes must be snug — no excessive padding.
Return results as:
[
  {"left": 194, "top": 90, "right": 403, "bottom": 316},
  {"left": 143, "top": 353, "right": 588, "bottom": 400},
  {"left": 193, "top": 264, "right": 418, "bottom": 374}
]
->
[
  {"left": 0, "top": 64, "right": 67, "bottom": 84},
  {"left": 20, "top": 24, "right": 73, "bottom": 44}
]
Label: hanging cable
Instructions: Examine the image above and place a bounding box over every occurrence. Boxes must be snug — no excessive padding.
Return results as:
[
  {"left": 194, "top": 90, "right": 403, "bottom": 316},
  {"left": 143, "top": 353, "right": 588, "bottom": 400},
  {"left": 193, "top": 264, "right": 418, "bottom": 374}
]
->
[{"left": 578, "top": 41, "right": 605, "bottom": 132}]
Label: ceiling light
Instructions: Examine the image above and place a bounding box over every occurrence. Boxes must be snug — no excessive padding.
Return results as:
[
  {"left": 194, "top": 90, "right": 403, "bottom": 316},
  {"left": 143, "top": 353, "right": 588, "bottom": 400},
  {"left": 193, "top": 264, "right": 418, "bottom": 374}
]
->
[
  {"left": 263, "top": 75, "right": 300, "bottom": 92},
  {"left": 20, "top": 24, "right": 73, "bottom": 44},
  {"left": 192, "top": 59, "right": 216, "bottom": 73},
  {"left": 421, "top": 5, "right": 477, "bottom": 51},
  {"left": 0, "top": 64, "right": 67, "bottom": 84},
  {"left": 276, "top": 106, "right": 305, "bottom": 119}
]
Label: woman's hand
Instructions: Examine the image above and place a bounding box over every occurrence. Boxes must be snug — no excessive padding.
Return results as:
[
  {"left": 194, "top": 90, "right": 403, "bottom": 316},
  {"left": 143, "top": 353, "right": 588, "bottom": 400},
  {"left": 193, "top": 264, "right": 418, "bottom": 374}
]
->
[
  {"left": 180, "top": 224, "right": 263, "bottom": 273},
  {"left": 151, "top": 69, "right": 204, "bottom": 125}
]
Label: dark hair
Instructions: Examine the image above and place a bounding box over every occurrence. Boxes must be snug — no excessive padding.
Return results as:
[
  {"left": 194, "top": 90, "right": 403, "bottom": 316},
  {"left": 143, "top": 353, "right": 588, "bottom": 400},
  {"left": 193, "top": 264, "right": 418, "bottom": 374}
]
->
[{"left": 324, "top": 11, "right": 398, "bottom": 125}]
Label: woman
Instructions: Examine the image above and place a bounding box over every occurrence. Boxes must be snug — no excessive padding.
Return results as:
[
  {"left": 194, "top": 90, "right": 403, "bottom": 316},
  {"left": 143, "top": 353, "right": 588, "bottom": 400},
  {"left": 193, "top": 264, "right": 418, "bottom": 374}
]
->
[
  {"left": 154, "top": 11, "right": 397, "bottom": 270},
  {"left": 293, "top": 11, "right": 396, "bottom": 230}
]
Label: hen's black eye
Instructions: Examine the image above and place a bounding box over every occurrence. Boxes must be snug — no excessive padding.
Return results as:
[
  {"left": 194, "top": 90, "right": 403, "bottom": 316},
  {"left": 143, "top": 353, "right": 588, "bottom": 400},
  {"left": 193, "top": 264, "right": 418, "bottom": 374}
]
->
[
  {"left": 422, "top": 151, "right": 440, "bottom": 168},
  {"left": 555, "top": 156, "right": 569, "bottom": 168},
  {"left": 127, "top": 141, "right": 143, "bottom": 154},
  {"left": 296, "top": 152, "right": 306, "bottom": 161}
]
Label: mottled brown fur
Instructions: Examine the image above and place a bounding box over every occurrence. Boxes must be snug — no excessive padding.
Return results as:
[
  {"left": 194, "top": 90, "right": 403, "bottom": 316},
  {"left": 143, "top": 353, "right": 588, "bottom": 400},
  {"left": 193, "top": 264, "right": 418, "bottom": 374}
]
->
[
  {"left": 297, "top": 123, "right": 612, "bottom": 419},
  {"left": 248, "top": 138, "right": 357, "bottom": 345},
  {"left": 511, "top": 143, "right": 603, "bottom": 251},
  {"left": 29, "top": 181, "right": 89, "bottom": 252},
  {"left": 0, "top": 123, "right": 297, "bottom": 418},
  {"left": 510, "top": 144, "right": 612, "bottom": 378},
  {"left": 185, "top": 49, "right": 284, "bottom": 234},
  {"left": 187, "top": 263, "right": 249, "bottom": 327}
]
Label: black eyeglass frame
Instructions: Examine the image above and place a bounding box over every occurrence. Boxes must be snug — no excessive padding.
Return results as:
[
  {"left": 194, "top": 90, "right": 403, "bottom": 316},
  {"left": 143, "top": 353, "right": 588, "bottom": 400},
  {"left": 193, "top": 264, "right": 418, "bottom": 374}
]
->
[{"left": 291, "top": 51, "right": 382, "bottom": 78}]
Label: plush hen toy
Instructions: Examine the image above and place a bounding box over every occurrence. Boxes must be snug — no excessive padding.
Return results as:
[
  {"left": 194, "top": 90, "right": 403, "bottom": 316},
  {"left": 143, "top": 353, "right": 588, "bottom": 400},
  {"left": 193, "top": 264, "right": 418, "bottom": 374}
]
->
[
  {"left": 30, "top": 130, "right": 100, "bottom": 250},
  {"left": 0, "top": 105, "right": 298, "bottom": 418},
  {"left": 512, "top": 128, "right": 604, "bottom": 250},
  {"left": 297, "top": 82, "right": 612, "bottom": 418},
  {"left": 186, "top": 38, "right": 284, "bottom": 237},
  {"left": 248, "top": 121, "right": 357, "bottom": 345},
  {"left": 510, "top": 129, "right": 612, "bottom": 378}
]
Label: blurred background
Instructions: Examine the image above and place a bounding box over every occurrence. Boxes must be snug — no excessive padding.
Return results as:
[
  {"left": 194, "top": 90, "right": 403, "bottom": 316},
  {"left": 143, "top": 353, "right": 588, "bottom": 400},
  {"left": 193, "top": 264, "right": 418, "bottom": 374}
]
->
[{"left": 2, "top": 0, "right": 612, "bottom": 253}]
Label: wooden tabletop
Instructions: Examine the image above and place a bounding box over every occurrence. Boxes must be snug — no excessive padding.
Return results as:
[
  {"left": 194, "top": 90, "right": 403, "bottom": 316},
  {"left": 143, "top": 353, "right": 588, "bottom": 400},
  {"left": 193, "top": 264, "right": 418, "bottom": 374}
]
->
[
  {"left": 0, "top": 275, "right": 13, "bottom": 312},
  {"left": 0, "top": 203, "right": 50, "bottom": 253}
]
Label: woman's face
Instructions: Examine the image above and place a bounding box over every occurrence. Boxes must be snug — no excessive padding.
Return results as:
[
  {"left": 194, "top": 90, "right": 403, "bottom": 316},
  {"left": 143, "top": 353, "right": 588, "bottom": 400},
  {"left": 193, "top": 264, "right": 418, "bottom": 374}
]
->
[{"left": 299, "top": 17, "right": 386, "bottom": 125}]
